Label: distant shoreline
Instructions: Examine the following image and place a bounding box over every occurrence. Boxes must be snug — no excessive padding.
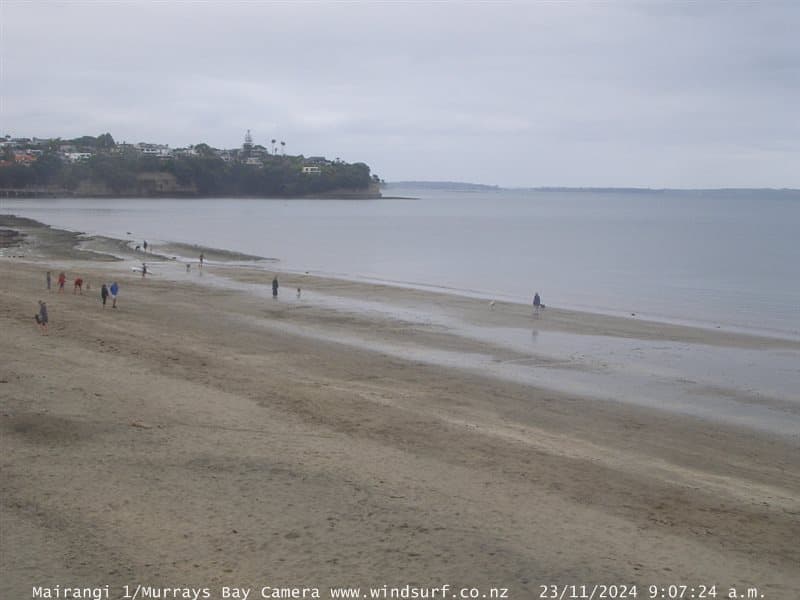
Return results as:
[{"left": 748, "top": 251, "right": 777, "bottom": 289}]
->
[{"left": 386, "top": 181, "right": 800, "bottom": 194}]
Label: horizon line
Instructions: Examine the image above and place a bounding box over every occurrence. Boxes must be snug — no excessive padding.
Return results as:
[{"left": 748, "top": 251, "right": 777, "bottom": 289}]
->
[{"left": 385, "top": 181, "right": 800, "bottom": 192}]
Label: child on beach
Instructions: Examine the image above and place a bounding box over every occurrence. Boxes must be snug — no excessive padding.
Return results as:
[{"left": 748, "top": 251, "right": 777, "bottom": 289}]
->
[
  {"left": 296, "top": 287, "right": 301, "bottom": 299},
  {"left": 34, "top": 300, "right": 48, "bottom": 334},
  {"left": 73, "top": 277, "right": 84, "bottom": 294},
  {"left": 272, "top": 276, "right": 279, "bottom": 298},
  {"left": 57, "top": 272, "right": 66, "bottom": 293},
  {"left": 46, "top": 271, "right": 51, "bottom": 291},
  {"left": 101, "top": 283, "right": 109, "bottom": 308}
]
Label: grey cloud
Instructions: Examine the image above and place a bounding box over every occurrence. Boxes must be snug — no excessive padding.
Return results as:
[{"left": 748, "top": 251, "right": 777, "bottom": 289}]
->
[{"left": 1, "top": 1, "right": 798, "bottom": 187}]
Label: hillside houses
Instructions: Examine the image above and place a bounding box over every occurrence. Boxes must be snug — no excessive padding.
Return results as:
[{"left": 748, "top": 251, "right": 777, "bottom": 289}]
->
[
  {"left": 0, "top": 131, "right": 380, "bottom": 198},
  {"left": 136, "top": 143, "right": 171, "bottom": 157},
  {"left": 1, "top": 131, "right": 345, "bottom": 177},
  {"left": 64, "top": 152, "right": 93, "bottom": 163}
]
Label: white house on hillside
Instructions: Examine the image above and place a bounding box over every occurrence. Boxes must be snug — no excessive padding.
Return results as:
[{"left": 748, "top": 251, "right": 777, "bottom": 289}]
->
[{"left": 64, "top": 152, "right": 93, "bottom": 163}]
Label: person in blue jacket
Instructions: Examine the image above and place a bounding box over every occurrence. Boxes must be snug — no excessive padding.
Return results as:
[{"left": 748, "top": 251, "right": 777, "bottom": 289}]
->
[{"left": 110, "top": 281, "right": 120, "bottom": 308}]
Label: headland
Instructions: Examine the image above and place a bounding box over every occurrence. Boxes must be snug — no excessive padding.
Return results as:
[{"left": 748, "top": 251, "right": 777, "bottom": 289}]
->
[{"left": 1, "top": 132, "right": 382, "bottom": 199}]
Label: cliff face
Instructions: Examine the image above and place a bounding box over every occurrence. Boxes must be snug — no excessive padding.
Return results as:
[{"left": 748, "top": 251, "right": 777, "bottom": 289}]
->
[
  {"left": 304, "top": 181, "right": 382, "bottom": 199},
  {"left": 136, "top": 172, "right": 198, "bottom": 195},
  {"left": 58, "top": 173, "right": 197, "bottom": 197}
]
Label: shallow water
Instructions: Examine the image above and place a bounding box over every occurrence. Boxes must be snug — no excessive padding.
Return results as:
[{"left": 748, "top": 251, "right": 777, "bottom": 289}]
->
[
  {"left": 30, "top": 240, "right": 800, "bottom": 437},
  {"left": 259, "top": 314, "right": 800, "bottom": 438},
  {"left": 4, "top": 187, "right": 799, "bottom": 338}
]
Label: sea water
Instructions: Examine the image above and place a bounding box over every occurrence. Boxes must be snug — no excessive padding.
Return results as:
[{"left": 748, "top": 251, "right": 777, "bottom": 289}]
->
[{"left": 3, "top": 186, "right": 799, "bottom": 339}]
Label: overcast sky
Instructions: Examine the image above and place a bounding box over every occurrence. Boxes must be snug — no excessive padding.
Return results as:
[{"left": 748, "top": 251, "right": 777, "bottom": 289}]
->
[{"left": 1, "top": 1, "right": 798, "bottom": 188}]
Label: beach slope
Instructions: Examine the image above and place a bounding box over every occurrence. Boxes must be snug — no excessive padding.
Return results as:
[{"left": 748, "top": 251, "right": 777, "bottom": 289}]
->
[{"left": 1, "top": 238, "right": 798, "bottom": 597}]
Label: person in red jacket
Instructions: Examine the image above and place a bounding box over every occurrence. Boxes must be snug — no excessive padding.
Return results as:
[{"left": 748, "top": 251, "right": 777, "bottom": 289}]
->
[
  {"left": 57, "top": 272, "right": 66, "bottom": 293},
  {"left": 73, "top": 277, "right": 84, "bottom": 294}
]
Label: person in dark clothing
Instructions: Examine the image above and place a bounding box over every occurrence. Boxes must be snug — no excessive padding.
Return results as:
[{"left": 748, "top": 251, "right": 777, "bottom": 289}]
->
[
  {"left": 533, "top": 292, "right": 544, "bottom": 315},
  {"left": 101, "top": 284, "right": 109, "bottom": 307},
  {"left": 46, "top": 271, "right": 51, "bottom": 291},
  {"left": 35, "top": 300, "right": 48, "bottom": 334},
  {"left": 272, "top": 276, "right": 279, "bottom": 298}
]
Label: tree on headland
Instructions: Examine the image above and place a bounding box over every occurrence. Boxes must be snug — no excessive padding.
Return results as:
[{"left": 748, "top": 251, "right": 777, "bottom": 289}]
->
[
  {"left": 96, "top": 133, "right": 116, "bottom": 150},
  {"left": 193, "top": 143, "right": 216, "bottom": 158},
  {"left": 0, "top": 163, "right": 35, "bottom": 187},
  {"left": 30, "top": 152, "right": 63, "bottom": 184},
  {"left": 69, "top": 135, "right": 100, "bottom": 150}
]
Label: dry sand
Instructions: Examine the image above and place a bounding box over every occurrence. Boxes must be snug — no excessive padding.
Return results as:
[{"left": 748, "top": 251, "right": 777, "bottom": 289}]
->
[{"left": 1, "top": 218, "right": 799, "bottom": 599}]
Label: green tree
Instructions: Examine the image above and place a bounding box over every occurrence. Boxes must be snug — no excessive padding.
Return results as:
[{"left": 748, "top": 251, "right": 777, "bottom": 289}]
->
[
  {"left": 31, "top": 152, "right": 63, "bottom": 184},
  {"left": 69, "top": 135, "right": 98, "bottom": 150},
  {"left": 194, "top": 143, "right": 216, "bottom": 158},
  {"left": 96, "top": 132, "right": 116, "bottom": 150}
]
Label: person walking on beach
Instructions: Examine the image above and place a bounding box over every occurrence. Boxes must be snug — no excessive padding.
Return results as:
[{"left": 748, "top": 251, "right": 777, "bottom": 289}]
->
[
  {"left": 35, "top": 300, "right": 48, "bottom": 334},
  {"left": 46, "top": 271, "right": 51, "bottom": 291},
  {"left": 57, "top": 272, "right": 66, "bottom": 293},
  {"left": 143, "top": 240, "right": 148, "bottom": 253},
  {"left": 199, "top": 252, "right": 204, "bottom": 268},
  {"left": 110, "top": 281, "right": 119, "bottom": 308},
  {"left": 100, "top": 283, "right": 109, "bottom": 308},
  {"left": 141, "top": 263, "right": 148, "bottom": 278},
  {"left": 533, "top": 292, "right": 543, "bottom": 315},
  {"left": 73, "top": 277, "right": 84, "bottom": 294},
  {"left": 186, "top": 263, "right": 191, "bottom": 273},
  {"left": 272, "top": 276, "right": 279, "bottom": 298}
]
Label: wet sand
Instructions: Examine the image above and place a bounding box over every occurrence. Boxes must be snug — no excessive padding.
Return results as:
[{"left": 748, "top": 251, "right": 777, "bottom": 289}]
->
[{"left": 1, "top": 217, "right": 799, "bottom": 598}]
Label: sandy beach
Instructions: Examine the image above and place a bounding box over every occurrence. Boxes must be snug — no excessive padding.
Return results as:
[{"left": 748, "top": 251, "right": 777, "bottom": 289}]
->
[{"left": 1, "top": 217, "right": 799, "bottom": 599}]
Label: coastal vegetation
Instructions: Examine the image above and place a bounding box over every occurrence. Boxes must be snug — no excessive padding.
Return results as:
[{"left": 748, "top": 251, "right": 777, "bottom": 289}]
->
[{"left": 0, "top": 133, "right": 381, "bottom": 198}]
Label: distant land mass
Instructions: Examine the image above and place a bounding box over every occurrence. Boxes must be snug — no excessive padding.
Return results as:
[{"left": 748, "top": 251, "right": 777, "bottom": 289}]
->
[
  {"left": 386, "top": 181, "right": 501, "bottom": 192},
  {"left": 386, "top": 181, "right": 799, "bottom": 195},
  {"left": 0, "top": 132, "right": 381, "bottom": 199}
]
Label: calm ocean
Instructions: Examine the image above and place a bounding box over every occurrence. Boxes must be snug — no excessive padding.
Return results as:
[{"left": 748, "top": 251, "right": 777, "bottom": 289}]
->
[{"left": 4, "top": 186, "right": 799, "bottom": 339}]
